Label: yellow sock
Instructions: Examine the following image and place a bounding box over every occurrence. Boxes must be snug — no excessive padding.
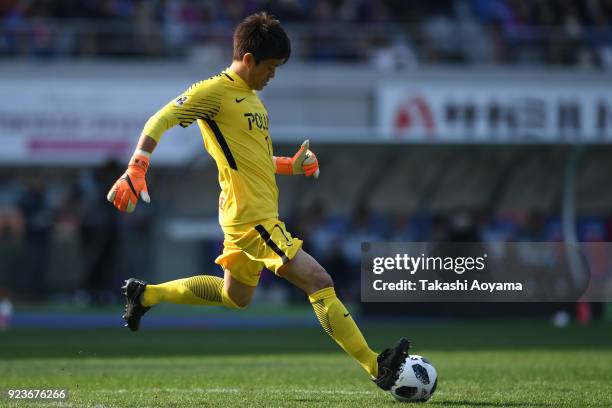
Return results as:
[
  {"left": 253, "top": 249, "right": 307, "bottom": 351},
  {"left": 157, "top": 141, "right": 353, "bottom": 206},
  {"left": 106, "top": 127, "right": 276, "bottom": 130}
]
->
[
  {"left": 142, "top": 275, "right": 246, "bottom": 309},
  {"left": 309, "top": 287, "right": 378, "bottom": 377},
  {"left": 142, "top": 275, "right": 225, "bottom": 307}
]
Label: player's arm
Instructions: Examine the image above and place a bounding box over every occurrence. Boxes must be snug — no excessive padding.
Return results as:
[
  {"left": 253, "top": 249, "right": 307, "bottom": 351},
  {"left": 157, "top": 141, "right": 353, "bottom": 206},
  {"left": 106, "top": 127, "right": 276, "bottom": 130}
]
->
[
  {"left": 107, "top": 80, "right": 221, "bottom": 213},
  {"left": 274, "top": 140, "right": 320, "bottom": 178},
  {"left": 106, "top": 134, "right": 155, "bottom": 213}
]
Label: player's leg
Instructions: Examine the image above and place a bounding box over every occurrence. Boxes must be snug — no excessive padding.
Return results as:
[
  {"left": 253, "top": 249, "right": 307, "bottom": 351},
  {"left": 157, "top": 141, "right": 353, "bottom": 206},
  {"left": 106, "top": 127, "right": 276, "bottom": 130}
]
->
[
  {"left": 122, "top": 272, "right": 255, "bottom": 331},
  {"left": 279, "top": 249, "right": 379, "bottom": 376},
  {"left": 140, "top": 275, "right": 225, "bottom": 307},
  {"left": 122, "top": 273, "right": 251, "bottom": 331},
  {"left": 247, "top": 219, "right": 395, "bottom": 380},
  {"left": 138, "top": 270, "right": 254, "bottom": 308},
  {"left": 122, "top": 243, "right": 260, "bottom": 330},
  {"left": 221, "top": 268, "right": 257, "bottom": 308},
  {"left": 140, "top": 241, "right": 258, "bottom": 308},
  {"left": 279, "top": 248, "right": 411, "bottom": 389}
]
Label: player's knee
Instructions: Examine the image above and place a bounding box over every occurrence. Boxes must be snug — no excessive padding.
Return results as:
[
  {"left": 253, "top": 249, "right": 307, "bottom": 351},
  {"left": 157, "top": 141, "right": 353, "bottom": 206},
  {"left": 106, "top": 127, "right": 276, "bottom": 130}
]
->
[
  {"left": 231, "top": 292, "right": 252, "bottom": 309},
  {"left": 223, "top": 290, "right": 252, "bottom": 309},
  {"left": 233, "top": 297, "right": 251, "bottom": 309},
  {"left": 308, "top": 264, "right": 334, "bottom": 293}
]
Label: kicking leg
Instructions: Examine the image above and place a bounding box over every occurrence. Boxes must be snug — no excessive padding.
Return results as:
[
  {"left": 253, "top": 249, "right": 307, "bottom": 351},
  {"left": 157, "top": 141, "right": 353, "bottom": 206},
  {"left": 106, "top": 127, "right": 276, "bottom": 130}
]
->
[
  {"left": 279, "top": 249, "right": 411, "bottom": 389},
  {"left": 279, "top": 249, "right": 380, "bottom": 377}
]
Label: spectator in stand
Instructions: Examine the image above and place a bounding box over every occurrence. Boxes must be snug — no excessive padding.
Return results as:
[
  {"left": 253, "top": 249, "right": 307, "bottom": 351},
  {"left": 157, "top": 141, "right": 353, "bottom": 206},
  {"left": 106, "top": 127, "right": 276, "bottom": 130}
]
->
[
  {"left": 0, "top": 176, "right": 24, "bottom": 241},
  {"left": 1, "top": 0, "right": 611, "bottom": 65},
  {"left": 80, "top": 160, "right": 122, "bottom": 304},
  {"left": 18, "top": 175, "right": 53, "bottom": 298}
]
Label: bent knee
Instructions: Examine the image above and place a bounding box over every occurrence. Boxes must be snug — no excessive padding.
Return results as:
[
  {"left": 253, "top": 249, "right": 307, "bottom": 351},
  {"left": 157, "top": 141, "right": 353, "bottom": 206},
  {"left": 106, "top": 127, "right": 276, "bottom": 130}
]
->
[
  {"left": 309, "top": 265, "right": 334, "bottom": 293},
  {"left": 223, "top": 290, "right": 252, "bottom": 309},
  {"left": 233, "top": 297, "right": 251, "bottom": 309}
]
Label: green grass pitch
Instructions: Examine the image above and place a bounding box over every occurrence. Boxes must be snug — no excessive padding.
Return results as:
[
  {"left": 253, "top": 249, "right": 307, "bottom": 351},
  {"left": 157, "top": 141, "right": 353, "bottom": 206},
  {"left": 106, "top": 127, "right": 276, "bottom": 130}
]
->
[{"left": 1, "top": 321, "right": 611, "bottom": 407}]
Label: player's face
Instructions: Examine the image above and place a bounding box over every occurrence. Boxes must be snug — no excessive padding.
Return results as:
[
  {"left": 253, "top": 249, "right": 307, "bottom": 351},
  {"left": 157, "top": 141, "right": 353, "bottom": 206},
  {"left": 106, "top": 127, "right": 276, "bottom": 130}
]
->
[{"left": 250, "top": 58, "right": 282, "bottom": 90}]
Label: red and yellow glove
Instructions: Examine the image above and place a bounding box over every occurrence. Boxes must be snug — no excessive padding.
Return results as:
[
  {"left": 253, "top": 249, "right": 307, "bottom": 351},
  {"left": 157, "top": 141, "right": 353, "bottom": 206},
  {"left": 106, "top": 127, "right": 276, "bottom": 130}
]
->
[
  {"left": 274, "top": 140, "right": 320, "bottom": 178},
  {"left": 106, "top": 150, "right": 151, "bottom": 213}
]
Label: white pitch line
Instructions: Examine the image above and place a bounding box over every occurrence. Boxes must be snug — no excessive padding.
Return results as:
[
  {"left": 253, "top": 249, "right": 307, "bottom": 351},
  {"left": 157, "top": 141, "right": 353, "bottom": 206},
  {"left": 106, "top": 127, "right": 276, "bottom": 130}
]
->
[
  {"left": 90, "top": 388, "right": 375, "bottom": 396},
  {"left": 91, "top": 388, "right": 240, "bottom": 394}
]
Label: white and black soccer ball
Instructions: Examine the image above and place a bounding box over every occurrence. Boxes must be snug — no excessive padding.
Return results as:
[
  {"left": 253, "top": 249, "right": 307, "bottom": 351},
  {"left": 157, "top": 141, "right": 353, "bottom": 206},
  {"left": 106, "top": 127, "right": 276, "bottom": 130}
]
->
[{"left": 389, "top": 355, "right": 438, "bottom": 403}]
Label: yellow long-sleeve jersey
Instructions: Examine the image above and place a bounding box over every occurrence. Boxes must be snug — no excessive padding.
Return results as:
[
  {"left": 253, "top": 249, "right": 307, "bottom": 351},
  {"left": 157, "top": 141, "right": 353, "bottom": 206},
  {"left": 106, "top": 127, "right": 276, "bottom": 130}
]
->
[{"left": 142, "top": 69, "right": 278, "bottom": 227}]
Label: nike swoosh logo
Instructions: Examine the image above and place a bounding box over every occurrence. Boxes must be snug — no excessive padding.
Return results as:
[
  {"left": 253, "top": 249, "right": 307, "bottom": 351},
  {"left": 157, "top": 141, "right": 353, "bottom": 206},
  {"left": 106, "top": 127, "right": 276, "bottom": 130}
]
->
[
  {"left": 343, "top": 313, "right": 350, "bottom": 317},
  {"left": 273, "top": 224, "right": 293, "bottom": 246},
  {"left": 235, "top": 98, "right": 245, "bottom": 103}
]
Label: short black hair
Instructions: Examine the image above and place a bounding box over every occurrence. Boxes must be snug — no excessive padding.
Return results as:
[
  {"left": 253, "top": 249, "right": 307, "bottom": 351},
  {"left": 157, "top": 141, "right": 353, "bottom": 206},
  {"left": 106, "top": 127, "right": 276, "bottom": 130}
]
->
[{"left": 233, "top": 12, "right": 291, "bottom": 64}]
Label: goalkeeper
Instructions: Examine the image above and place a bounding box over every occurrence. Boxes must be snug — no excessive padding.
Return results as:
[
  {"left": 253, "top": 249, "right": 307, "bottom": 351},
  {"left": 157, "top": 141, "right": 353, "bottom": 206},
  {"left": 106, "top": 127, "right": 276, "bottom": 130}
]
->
[{"left": 107, "top": 12, "right": 409, "bottom": 391}]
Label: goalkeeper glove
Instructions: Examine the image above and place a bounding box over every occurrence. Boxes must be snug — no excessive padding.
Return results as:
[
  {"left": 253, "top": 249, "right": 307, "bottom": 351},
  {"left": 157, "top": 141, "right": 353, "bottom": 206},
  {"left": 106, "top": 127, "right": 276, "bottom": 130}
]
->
[
  {"left": 275, "top": 140, "right": 320, "bottom": 178},
  {"left": 106, "top": 150, "right": 151, "bottom": 213}
]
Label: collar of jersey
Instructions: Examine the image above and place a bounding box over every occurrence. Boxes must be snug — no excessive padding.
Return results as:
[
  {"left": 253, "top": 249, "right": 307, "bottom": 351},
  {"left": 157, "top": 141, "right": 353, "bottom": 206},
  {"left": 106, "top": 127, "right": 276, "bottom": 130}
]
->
[{"left": 224, "top": 68, "right": 252, "bottom": 91}]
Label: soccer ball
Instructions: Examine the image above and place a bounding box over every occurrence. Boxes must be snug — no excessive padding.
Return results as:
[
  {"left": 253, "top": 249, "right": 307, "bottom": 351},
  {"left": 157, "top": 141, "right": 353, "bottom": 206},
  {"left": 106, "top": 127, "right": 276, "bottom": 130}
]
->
[{"left": 389, "top": 355, "right": 438, "bottom": 403}]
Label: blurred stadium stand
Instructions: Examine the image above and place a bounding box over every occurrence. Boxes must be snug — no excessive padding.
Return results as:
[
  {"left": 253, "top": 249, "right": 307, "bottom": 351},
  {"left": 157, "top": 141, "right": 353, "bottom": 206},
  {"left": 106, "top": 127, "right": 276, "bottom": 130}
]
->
[
  {"left": 0, "top": 1, "right": 611, "bottom": 325},
  {"left": 1, "top": 0, "right": 612, "bottom": 68}
]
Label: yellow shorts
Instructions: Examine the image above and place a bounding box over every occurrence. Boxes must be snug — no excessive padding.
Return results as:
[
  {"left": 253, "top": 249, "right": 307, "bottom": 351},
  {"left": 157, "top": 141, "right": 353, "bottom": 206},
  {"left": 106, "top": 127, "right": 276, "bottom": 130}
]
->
[{"left": 214, "top": 218, "right": 303, "bottom": 287}]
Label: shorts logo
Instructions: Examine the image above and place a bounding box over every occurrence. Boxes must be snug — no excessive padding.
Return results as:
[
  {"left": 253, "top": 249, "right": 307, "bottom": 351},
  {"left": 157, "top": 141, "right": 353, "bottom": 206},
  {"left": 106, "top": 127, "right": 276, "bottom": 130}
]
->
[
  {"left": 175, "top": 96, "right": 188, "bottom": 106},
  {"left": 273, "top": 224, "right": 292, "bottom": 246}
]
